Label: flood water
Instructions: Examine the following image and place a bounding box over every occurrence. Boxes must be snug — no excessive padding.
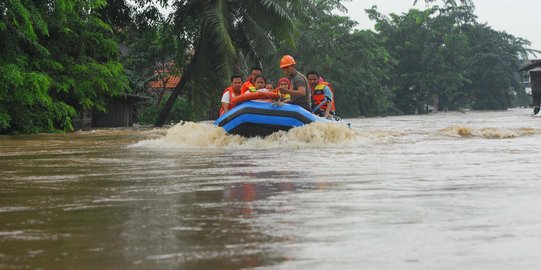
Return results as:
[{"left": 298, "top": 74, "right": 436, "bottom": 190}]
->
[{"left": 1, "top": 108, "right": 541, "bottom": 269}]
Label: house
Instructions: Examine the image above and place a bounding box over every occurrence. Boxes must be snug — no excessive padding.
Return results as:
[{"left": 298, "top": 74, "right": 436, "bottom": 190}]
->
[
  {"left": 92, "top": 94, "right": 149, "bottom": 127},
  {"left": 520, "top": 59, "right": 541, "bottom": 111},
  {"left": 520, "top": 59, "right": 541, "bottom": 72},
  {"left": 520, "top": 59, "right": 541, "bottom": 95},
  {"left": 144, "top": 63, "right": 183, "bottom": 110},
  {"left": 72, "top": 94, "right": 149, "bottom": 130},
  {"left": 146, "top": 61, "right": 182, "bottom": 96}
]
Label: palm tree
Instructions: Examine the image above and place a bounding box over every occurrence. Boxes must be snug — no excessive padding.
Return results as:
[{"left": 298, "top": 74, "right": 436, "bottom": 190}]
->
[{"left": 154, "top": 0, "right": 302, "bottom": 126}]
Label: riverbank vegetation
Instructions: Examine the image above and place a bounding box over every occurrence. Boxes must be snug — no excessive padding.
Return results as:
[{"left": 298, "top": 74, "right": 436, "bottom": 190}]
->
[{"left": 0, "top": 0, "right": 533, "bottom": 133}]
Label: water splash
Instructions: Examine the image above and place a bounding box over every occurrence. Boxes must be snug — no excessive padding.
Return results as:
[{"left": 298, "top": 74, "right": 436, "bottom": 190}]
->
[
  {"left": 130, "top": 121, "right": 356, "bottom": 149},
  {"left": 439, "top": 125, "right": 539, "bottom": 139},
  {"left": 130, "top": 122, "right": 244, "bottom": 149},
  {"left": 267, "top": 122, "right": 356, "bottom": 145},
  {"left": 440, "top": 126, "right": 473, "bottom": 137}
]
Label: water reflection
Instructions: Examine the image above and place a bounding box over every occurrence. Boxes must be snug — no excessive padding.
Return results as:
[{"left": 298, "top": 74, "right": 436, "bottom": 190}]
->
[
  {"left": 118, "top": 181, "right": 320, "bottom": 269},
  {"left": 122, "top": 175, "right": 336, "bottom": 268},
  {"left": 223, "top": 181, "right": 297, "bottom": 218}
]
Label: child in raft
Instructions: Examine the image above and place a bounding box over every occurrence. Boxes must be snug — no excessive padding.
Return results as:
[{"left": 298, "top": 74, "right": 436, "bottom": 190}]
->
[
  {"left": 253, "top": 74, "right": 269, "bottom": 92},
  {"left": 243, "top": 75, "right": 290, "bottom": 103},
  {"left": 243, "top": 74, "right": 274, "bottom": 102},
  {"left": 243, "top": 74, "right": 269, "bottom": 93},
  {"left": 276, "top": 77, "right": 292, "bottom": 103}
]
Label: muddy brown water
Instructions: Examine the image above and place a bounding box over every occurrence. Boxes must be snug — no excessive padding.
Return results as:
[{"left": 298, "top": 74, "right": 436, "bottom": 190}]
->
[{"left": 1, "top": 108, "right": 541, "bottom": 269}]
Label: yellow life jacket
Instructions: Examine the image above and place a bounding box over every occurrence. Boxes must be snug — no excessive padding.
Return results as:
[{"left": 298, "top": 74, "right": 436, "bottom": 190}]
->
[{"left": 312, "top": 83, "right": 335, "bottom": 111}]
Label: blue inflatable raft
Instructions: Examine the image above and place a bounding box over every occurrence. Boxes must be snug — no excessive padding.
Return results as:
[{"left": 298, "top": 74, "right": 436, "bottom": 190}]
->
[{"left": 214, "top": 101, "right": 333, "bottom": 137}]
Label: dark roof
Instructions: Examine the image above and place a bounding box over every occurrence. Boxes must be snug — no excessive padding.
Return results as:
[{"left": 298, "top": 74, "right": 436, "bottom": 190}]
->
[{"left": 520, "top": 59, "right": 541, "bottom": 71}]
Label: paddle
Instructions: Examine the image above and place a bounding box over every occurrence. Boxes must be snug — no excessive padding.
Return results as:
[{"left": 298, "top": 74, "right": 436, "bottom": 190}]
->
[{"left": 312, "top": 100, "right": 329, "bottom": 113}]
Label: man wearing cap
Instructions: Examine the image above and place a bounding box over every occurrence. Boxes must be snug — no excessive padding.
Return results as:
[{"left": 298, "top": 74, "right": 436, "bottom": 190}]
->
[{"left": 278, "top": 55, "right": 311, "bottom": 111}]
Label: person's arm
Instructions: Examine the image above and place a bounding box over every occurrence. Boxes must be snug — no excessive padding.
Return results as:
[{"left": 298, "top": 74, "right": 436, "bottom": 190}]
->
[
  {"left": 221, "top": 91, "right": 230, "bottom": 113},
  {"left": 324, "top": 103, "right": 332, "bottom": 117},
  {"left": 281, "top": 85, "right": 306, "bottom": 97},
  {"left": 222, "top": 102, "right": 230, "bottom": 114},
  {"left": 324, "top": 86, "right": 333, "bottom": 117}
]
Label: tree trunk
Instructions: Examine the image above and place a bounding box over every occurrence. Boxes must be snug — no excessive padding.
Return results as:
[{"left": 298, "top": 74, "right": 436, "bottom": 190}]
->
[
  {"left": 154, "top": 74, "right": 189, "bottom": 127},
  {"left": 154, "top": 47, "right": 200, "bottom": 127}
]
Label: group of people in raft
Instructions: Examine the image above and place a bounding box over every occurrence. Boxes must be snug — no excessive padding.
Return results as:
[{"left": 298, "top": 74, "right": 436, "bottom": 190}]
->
[{"left": 220, "top": 55, "right": 337, "bottom": 119}]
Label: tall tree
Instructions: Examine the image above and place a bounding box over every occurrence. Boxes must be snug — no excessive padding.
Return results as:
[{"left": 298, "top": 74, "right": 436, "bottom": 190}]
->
[
  {"left": 464, "top": 24, "right": 530, "bottom": 110},
  {"left": 368, "top": 3, "right": 475, "bottom": 113},
  {"left": 154, "top": 0, "right": 302, "bottom": 126}
]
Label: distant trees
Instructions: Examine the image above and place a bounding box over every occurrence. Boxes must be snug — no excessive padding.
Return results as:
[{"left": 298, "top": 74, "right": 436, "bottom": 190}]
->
[
  {"left": 276, "top": 0, "right": 531, "bottom": 117},
  {"left": 464, "top": 24, "right": 530, "bottom": 110},
  {"left": 368, "top": 1, "right": 531, "bottom": 114}
]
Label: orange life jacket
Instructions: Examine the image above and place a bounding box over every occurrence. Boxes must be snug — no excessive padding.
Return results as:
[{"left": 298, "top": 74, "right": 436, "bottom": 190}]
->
[
  {"left": 240, "top": 81, "right": 257, "bottom": 95},
  {"left": 312, "top": 83, "right": 335, "bottom": 111},
  {"left": 219, "top": 87, "right": 240, "bottom": 116}
]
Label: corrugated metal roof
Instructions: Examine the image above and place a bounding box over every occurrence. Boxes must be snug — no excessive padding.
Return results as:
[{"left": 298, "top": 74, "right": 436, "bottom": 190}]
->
[
  {"left": 520, "top": 59, "right": 541, "bottom": 71},
  {"left": 148, "top": 76, "right": 181, "bottom": 89}
]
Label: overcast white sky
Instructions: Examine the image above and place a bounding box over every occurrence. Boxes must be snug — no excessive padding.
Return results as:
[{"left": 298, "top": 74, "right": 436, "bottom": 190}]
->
[{"left": 341, "top": 0, "right": 540, "bottom": 57}]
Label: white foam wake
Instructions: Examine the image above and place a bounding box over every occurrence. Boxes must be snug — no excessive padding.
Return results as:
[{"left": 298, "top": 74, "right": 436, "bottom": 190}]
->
[{"left": 129, "top": 121, "right": 357, "bottom": 150}]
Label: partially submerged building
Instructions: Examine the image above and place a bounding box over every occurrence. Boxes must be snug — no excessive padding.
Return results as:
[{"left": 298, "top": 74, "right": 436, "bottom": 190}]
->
[
  {"left": 72, "top": 94, "right": 149, "bottom": 130},
  {"left": 520, "top": 59, "right": 541, "bottom": 113}
]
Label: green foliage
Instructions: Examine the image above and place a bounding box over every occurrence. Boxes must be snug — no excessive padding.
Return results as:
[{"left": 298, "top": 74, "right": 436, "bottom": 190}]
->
[
  {"left": 0, "top": 112, "right": 10, "bottom": 129},
  {"left": 120, "top": 8, "right": 184, "bottom": 96},
  {"left": 464, "top": 24, "right": 530, "bottom": 110},
  {"left": 0, "top": 0, "right": 129, "bottom": 133}
]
